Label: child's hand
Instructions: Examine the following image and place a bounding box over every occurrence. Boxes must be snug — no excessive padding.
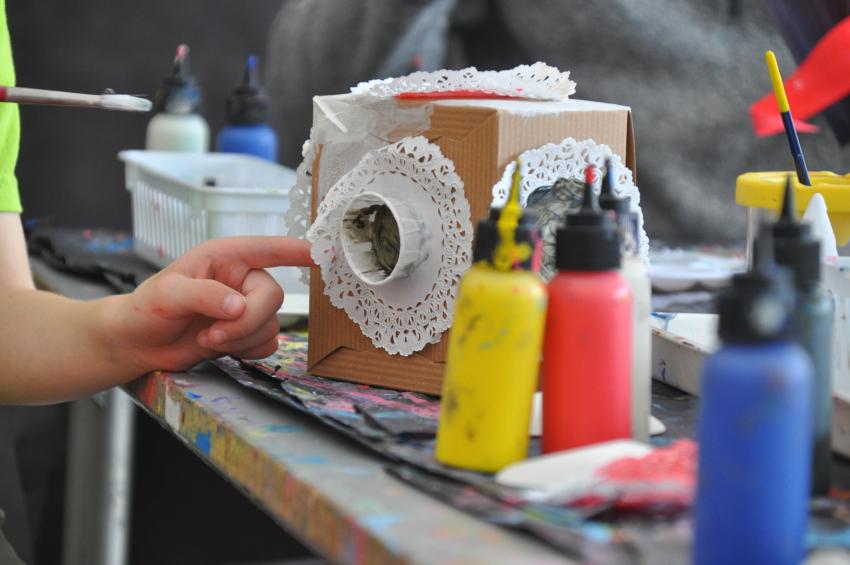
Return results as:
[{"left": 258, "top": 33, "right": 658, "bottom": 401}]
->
[{"left": 104, "top": 236, "right": 313, "bottom": 373}]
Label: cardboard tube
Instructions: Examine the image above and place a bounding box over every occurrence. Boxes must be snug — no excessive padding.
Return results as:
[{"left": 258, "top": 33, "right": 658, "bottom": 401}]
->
[{"left": 339, "top": 191, "right": 430, "bottom": 285}]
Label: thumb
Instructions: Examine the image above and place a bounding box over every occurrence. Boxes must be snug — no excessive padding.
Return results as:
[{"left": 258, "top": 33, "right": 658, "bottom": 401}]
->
[{"left": 142, "top": 274, "right": 247, "bottom": 320}]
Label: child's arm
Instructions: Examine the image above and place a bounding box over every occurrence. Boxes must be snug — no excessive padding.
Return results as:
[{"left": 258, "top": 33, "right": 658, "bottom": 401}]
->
[{"left": 0, "top": 216, "right": 313, "bottom": 404}]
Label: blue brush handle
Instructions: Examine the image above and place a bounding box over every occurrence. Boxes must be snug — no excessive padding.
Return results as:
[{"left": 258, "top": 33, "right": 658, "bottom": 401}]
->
[{"left": 781, "top": 111, "right": 811, "bottom": 185}]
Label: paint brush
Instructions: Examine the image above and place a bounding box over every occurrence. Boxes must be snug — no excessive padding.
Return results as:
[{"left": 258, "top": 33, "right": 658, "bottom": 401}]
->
[
  {"left": 765, "top": 50, "right": 811, "bottom": 185},
  {"left": 0, "top": 86, "right": 151, "bottom": 112}
]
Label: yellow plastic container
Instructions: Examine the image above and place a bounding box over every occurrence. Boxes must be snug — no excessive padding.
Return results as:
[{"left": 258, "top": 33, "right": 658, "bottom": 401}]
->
[
  {"left": 434, "top": 262, "right": 547, "bottom": 472},
  {"left": 736, "top": 171, "right": 850, "bottom": 249}
]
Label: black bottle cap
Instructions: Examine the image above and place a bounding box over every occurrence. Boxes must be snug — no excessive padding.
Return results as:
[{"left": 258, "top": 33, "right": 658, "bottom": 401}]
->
[
  {"left": 555, "top": 166, "right": 621, "bottom": 271},
  {"left": 472, "top": 208, "right": 500, "bottom": 263},
  {"left": 153, "top": 44, "right": 202, "bottom": 114},
  {"left": 472, "top": 207, "right": 539, "bottom": 271},
  {"left": 771, "top": 175, "right": 821, "bottom": 290},
  {"left": 718, "top": 226, "right": 796, "bottom": 343},
  {"left": 225, "top": 54, "right": 271, "bottom": 126},
  {"left": 517, "top": 210, "right": 541, "bottom": 272}
]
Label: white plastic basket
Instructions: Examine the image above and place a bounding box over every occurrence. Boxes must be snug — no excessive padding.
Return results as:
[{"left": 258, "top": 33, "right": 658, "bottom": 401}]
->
[{"left": 118, "top": 150, "right": 308, "bottom": 319}]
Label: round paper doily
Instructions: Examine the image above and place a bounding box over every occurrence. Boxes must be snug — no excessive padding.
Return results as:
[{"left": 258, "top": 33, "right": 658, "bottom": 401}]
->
[
  {"left": 307, "top": 136, "right": 473, "bottom": 356},
  {"left": 286, "top": 137, "right": 390, "bottom": 286},
  {"left": 492, "top": 137, "right": 650, "bottom": 280},
  {"left": 284, "top": 139, "right": 316, "bottom": 286},
  {"left": 351, "top": 62, "right": 576, "bottom": 101}
]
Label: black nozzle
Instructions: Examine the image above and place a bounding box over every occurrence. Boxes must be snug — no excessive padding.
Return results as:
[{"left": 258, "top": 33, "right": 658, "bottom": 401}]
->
[
  {"left": 472, "top": 207, "right": 539, "bottom": 271},
  {"left": 153, "top": 44, "right": 202, "bottom": 114},
  {"left": 771, "top": 175, "right": 820, "bottom": 290},
  {"left": 566, "top": 166, "right": 605, "bottom": 228},
  {"left": 554, "top": 166, "right": 621, "bottom": 271},
  {"left": 599, "top": 159, "right": 631, "bottom": 218},
  {"left": 598, "top": 159, "right": 639, "bottom": 254},
  {"left": 779, "top": 174, "right": 795, "bottom": 224},
  {"left": 243, "top": 54, "right": 260, "bottom": 89},
  {"left": 225, "top": 54, "right": 270, "bottom": 125},
  {"left": 719, "top": 224, "right": 795, "bottom": 342},
  {"left": 754, "top": 222, "right": 778, "bottom": 275},
  {"left": 582, "top": 166, "right": 597, "bottom": 210},
  {"left": 172, "top": 44, "right": 190, "bottom": 79}
]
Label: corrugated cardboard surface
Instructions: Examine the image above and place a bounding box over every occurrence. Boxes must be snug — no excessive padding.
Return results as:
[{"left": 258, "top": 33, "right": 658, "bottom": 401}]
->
[{"left": 309, "top": 98, "right": 636, "bottom": 395}]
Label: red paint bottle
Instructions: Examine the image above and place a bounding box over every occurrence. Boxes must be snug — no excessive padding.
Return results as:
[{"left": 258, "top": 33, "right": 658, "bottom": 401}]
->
[{"left": 542, "top": 166, "right": 632, "bottom": 453}]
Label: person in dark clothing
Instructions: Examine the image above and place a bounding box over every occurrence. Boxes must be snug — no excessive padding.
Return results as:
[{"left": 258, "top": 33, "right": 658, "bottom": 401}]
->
[{"left": 267, "top": 0, "right": 849, "bottom": 243}]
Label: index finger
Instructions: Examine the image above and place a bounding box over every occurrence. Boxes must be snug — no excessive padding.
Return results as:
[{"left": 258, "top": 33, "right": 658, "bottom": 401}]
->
[{"left": 200, "top": 236, "right": 316, "bottom": 269}]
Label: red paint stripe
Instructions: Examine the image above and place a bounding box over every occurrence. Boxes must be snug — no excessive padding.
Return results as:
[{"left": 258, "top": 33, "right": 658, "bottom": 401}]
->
[{"left": 395, "top": 89, "right": 523, "bottom": 100}]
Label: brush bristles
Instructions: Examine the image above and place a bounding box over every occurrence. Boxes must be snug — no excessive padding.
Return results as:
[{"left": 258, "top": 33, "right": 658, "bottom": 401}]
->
[{"left": 99, "top": 94, "right": 152, "bottom": 112}]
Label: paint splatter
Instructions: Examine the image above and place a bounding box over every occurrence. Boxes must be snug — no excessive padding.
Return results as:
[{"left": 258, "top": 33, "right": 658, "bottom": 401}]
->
[
  {"left": 194, "top": 431, "right": 211, "bottom": 455},
  {"left": 361, "top": 513, "right": 402, "bottom": 532},
  {"left": 593, "top": 439, "right": 697, "bottom": 511},
  {"left": 214, "top": 340, "right": 850, "bottom": 563},
  {"left": 164, "top": 393, "right": 181, "bottom": 431},
  {"left": 264, "top": 423, "right": 303, "bottom": 433},
  {"left": 293, "top": 455, "right": 329, "bottom": 465}
]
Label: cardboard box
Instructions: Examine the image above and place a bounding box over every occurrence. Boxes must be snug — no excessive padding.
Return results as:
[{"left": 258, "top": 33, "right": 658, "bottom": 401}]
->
[{"left": 309, "top": 96, "right": 636, "bottom": 395}]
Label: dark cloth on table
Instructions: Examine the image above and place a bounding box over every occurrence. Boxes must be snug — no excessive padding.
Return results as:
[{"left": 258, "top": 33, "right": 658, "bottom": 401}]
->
[{"left": 25, "top": 226, "right": 155, "bottom": 293}]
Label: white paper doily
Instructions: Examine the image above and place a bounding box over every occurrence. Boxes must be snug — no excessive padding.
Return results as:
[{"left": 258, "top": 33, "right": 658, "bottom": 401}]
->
[
  {"left": 351, "top": 62, "right": 576, "bottom": 101},
  {"left": 492, "top": 137, "right": 650, "bottom": 279},
  {"left": 284, "top": 139, "right": 316, "bottom": 286},
  {"left": 307, "top": 136, "right": 473, "bottom": 356}
]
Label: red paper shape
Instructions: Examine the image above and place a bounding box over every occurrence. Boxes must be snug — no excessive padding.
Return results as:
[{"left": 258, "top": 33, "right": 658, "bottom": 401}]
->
[{"left": 751, "top": 16, "right": 850, "bottom": 137}]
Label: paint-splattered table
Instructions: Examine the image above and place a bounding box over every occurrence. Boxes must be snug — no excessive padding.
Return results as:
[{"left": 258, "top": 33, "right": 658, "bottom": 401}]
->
[
  {"left": 124, "top": 363, "right": 567, "bottom": 564},
  {"left": 30, "top": 257, "right": 566, "bottom": 563}
]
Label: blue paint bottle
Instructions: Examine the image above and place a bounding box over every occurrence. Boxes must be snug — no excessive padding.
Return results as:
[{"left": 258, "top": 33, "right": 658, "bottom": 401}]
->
[
  {"left": 694, "top": 229, "right": 812, "bottom": 565},
  {"left": 216, "top": 55, "right": 278, "bottom": 161},
  {"left": 772, "top": 176, "right": 833, "bottom": 496}
]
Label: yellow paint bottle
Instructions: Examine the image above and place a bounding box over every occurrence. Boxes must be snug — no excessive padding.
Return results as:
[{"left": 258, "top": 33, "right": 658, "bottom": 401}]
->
[{"left": 435, "top": 161, "right": 547, "bottom": 472}]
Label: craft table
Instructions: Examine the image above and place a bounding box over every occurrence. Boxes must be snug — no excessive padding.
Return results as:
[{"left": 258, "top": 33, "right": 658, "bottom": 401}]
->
[
  {"left": 30, "top": 257, "right": 568, "bottom": 565},
  {"left": 126, "top": 365, "right": 568, "bottom": 564}
]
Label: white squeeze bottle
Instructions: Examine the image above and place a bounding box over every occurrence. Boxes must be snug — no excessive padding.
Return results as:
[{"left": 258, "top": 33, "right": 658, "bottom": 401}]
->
[
  {"left": 599, "top": 161, "right": 651, "bottom": 442},
  {"left": 146, "top": 44, "right": 209, "bottom": 152}
]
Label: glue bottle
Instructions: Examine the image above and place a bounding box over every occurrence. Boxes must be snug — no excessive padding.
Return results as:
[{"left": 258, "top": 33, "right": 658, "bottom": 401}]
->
[
  {"left": 771, "top": 176, "right": 833, "bottom": 496},
  {"left": 435, "top": 161, "right": 547, "bottom": 473},
  {"left": 542, "top": 166, "right": 632, "bottom": 453},
  {"left": 216, "top": 55, "right": 278, "bottom": 162},
  {"left": 146, "top": 44, "right": 210, "bottom": 152},
  {"left": 694, "top": 229, "right": 812, "bottom": 565},
  {"left": 599, "top": 161, "right": 651, "bottom": 443}
]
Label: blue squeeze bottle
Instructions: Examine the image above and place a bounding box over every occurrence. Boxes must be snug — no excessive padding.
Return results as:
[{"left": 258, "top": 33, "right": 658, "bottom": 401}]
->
[
  {"left": 216, "top": 55, "right": 278, "bottom": 161},
  {"left": 693, "top": 229, "right": 813, "bottom": 565},
  {"left": 772, "top": 176, "right": 833, "bottom": 496}
]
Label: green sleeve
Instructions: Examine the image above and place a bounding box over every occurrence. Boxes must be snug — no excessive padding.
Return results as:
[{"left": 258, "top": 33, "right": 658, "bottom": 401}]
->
[{"left": 0, "top": 0, "right": 20, "bottom": 213}]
